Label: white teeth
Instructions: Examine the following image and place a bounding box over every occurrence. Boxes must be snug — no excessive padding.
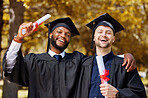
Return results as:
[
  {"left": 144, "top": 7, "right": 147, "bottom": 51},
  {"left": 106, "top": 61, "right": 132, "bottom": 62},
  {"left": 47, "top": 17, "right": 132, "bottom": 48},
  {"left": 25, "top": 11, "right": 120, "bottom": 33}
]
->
[
  {"left": 101, "top": 40, "right": 107, "bottom": 42},
  {"left": 59, "top": 39, "right": 64, "bottom": 42}
]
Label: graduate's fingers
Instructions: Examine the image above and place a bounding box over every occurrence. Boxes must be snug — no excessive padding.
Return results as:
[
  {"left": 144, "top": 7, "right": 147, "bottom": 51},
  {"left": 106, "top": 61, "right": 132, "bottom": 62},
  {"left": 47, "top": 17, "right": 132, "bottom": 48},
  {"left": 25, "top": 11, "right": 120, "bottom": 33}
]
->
[
  {"left": 25, "top": 23, "right": 33, "bottom": 33},
  {"left": 101, "top": 84, "right": 118, "bottom": 97},
  {"left": 122, "top": 54, "right": 127, "bottom": 66},
  {"left": 18, "top": 23, "right": 27, "bottom": 34},
  {"left": 100, "top": 86, "right": 106, "bottom": 91},
  {"left": 17, "top": 23, "right": 29, "bottom": 39},
  {"left": 25, "top": 26, "right": 29, "bottom": 34},
  {"left": 18, "top": 23, "right": 31, "bottom": 34},
  {"left": 31, "top": 24, "right": 36, "bottom": 32},
  {"left": 100, "top": 86, "right": 112, "bottom": 97},
  {"left": 101, "top": 91, "right": 107, "bottom": 96},
  {"left": 100, "top": 89, "right": 106, "bottom": 93},
  {"left": 127, "top": 60, "right": 136, "bottom": 72},
  {"left": 100, "top": 84, "right": 106, "bottom": 88},
  {"left": 100, "top": 84, "right": 110, "bottom": 91},
  {"left": 100, "top": 86, "right": 108, "bottom": 97},
  {"left": 28, "top": 22, "right": 34, "bottom": 31},
  {"left": 24, "top": 22, "right": 33, "bottom": 33},
  {"left": 127, "top": 61, "right": 133, "bottom": 72},
  {"left": 126, "top": 59, "right": 132, "bottom": 72},
  {"left": 125, "top": 58, "right": 132, "bottom": 70},
  {"left": 24, "top": 22, "right": 35, "bottom": 36}
]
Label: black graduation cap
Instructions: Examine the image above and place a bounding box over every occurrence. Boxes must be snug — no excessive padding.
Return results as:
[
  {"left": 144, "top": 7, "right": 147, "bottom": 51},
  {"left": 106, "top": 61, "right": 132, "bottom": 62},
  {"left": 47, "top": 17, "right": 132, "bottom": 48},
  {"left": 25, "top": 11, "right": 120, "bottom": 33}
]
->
[
  {"left": 45, "top": 17, "right": 80, "bottom": 52},
  {"left": 86, "top": 13, "right": 125, "bottom": 48}
]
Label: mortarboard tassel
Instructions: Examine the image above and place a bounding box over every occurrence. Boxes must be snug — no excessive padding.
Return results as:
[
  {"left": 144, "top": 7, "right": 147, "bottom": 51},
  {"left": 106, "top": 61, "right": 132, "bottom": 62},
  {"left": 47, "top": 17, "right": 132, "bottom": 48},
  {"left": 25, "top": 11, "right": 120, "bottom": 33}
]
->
[
  {"left": 91, "top": 21, "right": 95, "bottom": 49},
  {"left": 46, "top": 24, "right": 51, "bottom": 52}
]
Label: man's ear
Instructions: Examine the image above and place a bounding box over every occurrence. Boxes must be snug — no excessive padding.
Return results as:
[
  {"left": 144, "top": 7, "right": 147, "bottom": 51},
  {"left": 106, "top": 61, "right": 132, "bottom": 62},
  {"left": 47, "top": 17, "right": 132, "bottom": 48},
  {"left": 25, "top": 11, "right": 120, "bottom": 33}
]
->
[
  {"left": 93, "top": 36, "right": 95, "bottom": 41},
  {"left": 49, "top": 33, "right": 52, "bottom": 39},
  {"left": 113, "top": 36, "right": 115, "bottom": 43}
]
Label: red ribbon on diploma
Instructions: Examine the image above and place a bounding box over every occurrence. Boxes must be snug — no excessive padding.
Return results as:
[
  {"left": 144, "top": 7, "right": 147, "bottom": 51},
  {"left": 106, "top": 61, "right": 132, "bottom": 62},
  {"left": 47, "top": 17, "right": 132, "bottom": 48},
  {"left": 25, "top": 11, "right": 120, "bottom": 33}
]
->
[
  {"left": 33, "top": 22, "right": 43, "bottom": 31},
  {"left": 34, "top": 22, "right": 38, "bottom": 31},
  {"left": 100, "top": 70, "right": 110, "bottom": 83}
]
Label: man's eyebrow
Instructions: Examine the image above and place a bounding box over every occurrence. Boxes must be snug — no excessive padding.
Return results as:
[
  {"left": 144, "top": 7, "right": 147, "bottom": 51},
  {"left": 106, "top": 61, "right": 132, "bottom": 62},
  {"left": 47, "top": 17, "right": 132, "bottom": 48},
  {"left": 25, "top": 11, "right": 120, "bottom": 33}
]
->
[
  {"left": 57, "top": 28, "right": 71, "bottom": 34},
  {"left": 57, "top": 28, "right": 63, "bottom": 31},
  {"left": 97, "top": 29, "right": 103, "bottom": 31},
  {"left": 106, "top": 30, "right": 112, "bottom": 32}
]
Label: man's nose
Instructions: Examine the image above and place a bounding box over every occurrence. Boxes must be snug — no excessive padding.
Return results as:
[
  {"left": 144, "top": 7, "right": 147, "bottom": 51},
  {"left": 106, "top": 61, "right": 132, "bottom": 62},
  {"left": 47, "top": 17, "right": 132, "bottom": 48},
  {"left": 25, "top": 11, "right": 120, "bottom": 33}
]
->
[
  {"left": 60, "top": 32, "right": 66, "bottom": 37},
  {"left": 102, "top": 32, "right": 106, "bottom": 36}
]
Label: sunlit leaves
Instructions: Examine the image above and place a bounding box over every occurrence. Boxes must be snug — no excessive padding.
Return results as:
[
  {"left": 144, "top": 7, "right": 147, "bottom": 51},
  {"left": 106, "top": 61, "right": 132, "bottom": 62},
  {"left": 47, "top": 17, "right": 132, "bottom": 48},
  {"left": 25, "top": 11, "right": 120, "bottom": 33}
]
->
[{"left": 2, "top": 0, "right": 148, "bottom": 67}]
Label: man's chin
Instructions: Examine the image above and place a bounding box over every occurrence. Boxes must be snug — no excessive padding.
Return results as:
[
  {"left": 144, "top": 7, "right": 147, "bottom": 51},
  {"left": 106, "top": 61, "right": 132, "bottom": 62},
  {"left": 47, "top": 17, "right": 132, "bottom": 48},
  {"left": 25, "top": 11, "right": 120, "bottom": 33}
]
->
[
  {"left": 56, "top": 43, "right": 65, "bottom": 47},
  {"left": 54, "top": 43, "right": 69, "bottom": 51},
  {"left": 98, "top": 44, "right": 110, "bottom": 48}
]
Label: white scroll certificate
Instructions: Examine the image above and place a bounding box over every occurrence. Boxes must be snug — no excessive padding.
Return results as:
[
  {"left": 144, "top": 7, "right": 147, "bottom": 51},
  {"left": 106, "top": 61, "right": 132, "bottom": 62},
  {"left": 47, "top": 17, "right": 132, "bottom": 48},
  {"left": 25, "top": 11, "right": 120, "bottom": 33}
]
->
[
  {"left": 96, "top": 56, "right": 108, "bottom": 98},
  {"left": 22, "top": 14, "right": 51, "bottom": 34}
]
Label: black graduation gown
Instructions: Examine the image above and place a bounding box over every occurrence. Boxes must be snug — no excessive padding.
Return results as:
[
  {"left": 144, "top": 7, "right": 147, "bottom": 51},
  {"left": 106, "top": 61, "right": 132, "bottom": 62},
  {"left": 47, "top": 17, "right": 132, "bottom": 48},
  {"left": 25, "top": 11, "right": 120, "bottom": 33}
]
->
[
  {"left": 75, "top": 55, "right": 147, "bottom": 98},
  {"left": 3, "top": 50, "right": 85, "bottom": 98}
]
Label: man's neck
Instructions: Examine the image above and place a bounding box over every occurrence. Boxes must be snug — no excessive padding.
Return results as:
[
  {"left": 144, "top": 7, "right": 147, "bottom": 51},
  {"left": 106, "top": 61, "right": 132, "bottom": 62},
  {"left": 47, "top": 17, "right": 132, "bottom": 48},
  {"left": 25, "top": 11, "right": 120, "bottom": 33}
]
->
[{"left": 96, "top": 46, "right": 111, "bottom": 56}]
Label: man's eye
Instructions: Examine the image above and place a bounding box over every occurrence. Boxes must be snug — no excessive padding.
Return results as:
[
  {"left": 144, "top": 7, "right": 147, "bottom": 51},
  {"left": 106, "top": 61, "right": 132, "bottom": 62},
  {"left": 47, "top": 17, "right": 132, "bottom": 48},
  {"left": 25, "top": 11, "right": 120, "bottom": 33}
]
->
[
  {"left": 66, "top": 33, "right": 70, "bottom": 37},
  {"left": 98, "top": 32, "right": 102, "bottom": 33},
  {"left": 57, "top": 31, "right": 62, "bottom": 33},
  {"left": 107, "top": 32, "right": 111, "bottom": 34}
]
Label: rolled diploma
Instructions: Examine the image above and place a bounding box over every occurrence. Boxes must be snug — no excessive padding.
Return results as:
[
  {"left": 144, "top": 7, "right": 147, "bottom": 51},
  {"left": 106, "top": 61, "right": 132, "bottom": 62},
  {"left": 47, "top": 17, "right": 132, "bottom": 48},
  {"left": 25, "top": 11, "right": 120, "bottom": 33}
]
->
[
  {"left": 22, "top": 14, "right": 51, "bottom": 34},
  {"left": 96, "top": 56, "right": 108, "bottom": 98}
]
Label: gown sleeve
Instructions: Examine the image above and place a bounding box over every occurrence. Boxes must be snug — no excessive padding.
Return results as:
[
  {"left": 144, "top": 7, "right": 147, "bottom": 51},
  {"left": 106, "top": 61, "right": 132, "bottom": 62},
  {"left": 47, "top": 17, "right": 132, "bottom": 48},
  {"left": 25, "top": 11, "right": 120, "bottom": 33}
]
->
[
  {"left": 3, "top": 49, "right": 37, "bottom": 86},
  {"left": 112, "top": 56, "right": 147, "bottom": 98},
  {"left": 117, "top": 68, "right": 147, "bottom": 98}
]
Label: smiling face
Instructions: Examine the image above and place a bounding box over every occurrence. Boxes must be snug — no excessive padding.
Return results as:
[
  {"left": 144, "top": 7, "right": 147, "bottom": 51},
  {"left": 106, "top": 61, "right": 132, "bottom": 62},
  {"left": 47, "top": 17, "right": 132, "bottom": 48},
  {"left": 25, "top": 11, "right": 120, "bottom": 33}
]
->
[
  {"left": 50, "top": 26, "right": 71, "bottom": 52},
  {"left": 93, "top": 25, "right": 115, "bottom": 48}
]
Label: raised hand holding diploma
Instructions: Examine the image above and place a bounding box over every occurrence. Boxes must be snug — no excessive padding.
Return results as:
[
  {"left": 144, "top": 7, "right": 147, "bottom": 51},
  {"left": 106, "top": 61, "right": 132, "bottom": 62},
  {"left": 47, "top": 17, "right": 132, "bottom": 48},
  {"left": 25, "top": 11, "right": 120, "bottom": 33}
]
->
[
  {"left": 14, "top": 14, "right": 51, "bottom": 43},
  {"left": 13, "top": 22, "right": 35, "bottom": 43},
  {"left": 22, "top": 14, "right": 51, "bottom": 34}
]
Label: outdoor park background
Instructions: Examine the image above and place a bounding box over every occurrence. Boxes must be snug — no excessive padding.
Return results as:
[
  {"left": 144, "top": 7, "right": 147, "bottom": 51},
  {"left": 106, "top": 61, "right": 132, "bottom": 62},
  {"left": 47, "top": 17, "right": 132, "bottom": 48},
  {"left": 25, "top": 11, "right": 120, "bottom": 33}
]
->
[{"left": 0, "top": 0, "right": 148, "bottom": 97}]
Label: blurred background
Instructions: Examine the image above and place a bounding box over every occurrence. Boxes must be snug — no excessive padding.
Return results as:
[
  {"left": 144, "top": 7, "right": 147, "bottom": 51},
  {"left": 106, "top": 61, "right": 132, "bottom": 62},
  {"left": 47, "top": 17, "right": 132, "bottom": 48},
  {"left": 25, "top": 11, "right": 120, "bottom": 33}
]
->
[{"left": 0, "top": 0, "right": 148, "bottom": 97}]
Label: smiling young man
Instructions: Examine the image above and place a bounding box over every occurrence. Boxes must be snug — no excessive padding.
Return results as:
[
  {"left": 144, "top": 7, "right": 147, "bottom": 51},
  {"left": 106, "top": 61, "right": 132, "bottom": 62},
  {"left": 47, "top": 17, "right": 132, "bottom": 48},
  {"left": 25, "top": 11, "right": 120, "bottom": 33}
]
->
[
  {"left": 3, "top": 17, "right": 137, "bottom": 98},
  {"left": 3, "top": 17, "right": 85, "bottom": 98},
  {"left": 76, "top": 13, "right": 146, "bottom": 98},
  {"left": 49, "top": 25, "right": 71, "bottom": 54}
]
